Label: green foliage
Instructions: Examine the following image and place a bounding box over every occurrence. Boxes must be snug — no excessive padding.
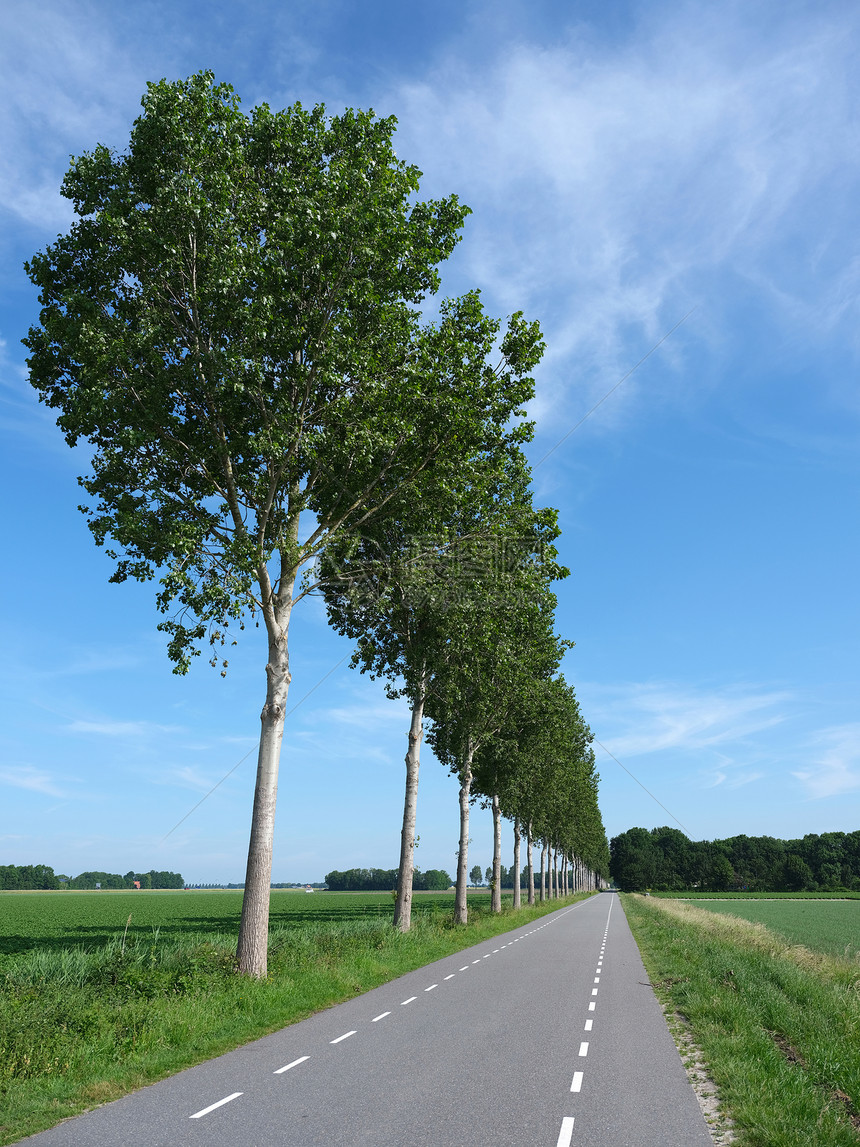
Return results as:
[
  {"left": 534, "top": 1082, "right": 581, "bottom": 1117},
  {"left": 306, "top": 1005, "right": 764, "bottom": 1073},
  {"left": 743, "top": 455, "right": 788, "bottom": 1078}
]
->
[
  {"left": 24, "top": 70, "right": 538, "bottom": 672},
  {"left": 610, "top": 826, "right": 860, "bottom": 893},
  {"left": 0, "top": 865, "right": 59, "bottom": 891}
]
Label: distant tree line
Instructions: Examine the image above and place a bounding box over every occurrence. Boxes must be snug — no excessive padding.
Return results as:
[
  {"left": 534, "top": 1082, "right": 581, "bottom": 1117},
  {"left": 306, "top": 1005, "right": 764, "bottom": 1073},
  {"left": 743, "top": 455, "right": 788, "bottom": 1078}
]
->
[
  {"left": 610, "top": 827, "right": 860, "bottom": 893},
  {"left": 0, "top": 866, "right": 184, "bottom": 890},
  {"left": 324, "top": 868, "right": 453, "bottom": 892}
]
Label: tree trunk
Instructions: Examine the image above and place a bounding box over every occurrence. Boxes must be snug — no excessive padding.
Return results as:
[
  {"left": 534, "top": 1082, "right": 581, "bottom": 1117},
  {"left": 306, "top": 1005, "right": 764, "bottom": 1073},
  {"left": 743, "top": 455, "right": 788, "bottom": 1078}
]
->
[
  {"left": 551, "top": 846, "right": 557, "bottom": 899},
  {"left": 236, "top": 607, "right": 292, "bottom": 977},
  {"left": 491, "top": 793, "right": 502, "bottom": 913},
  {"left": 393, "top": 679, "right": 426, "bottom": 932},
  {"left": 539, "top": 843, "right": 546, "bottom": 902},
  {"left": 527, "top": 821, "right": 535, "bottom": 906},
  {"left": 562, "top": 854, "right": 567, "bottom": 896},
  {"left": 512, "top": 817, "right": 521, "bottom": 910},
  {"left": 454, "top": 747, "right": 474, "bottom": 924}
]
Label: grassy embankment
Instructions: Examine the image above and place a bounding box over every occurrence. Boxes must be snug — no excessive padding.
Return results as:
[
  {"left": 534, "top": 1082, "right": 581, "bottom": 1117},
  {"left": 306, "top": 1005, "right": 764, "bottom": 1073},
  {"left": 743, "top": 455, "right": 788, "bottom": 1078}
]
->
[
  {"left": 623, "top": 894, "right": 860, "bottom": 1147},
  {"left": 0, "top": 890, "right": 592, "bottom": 1144}
]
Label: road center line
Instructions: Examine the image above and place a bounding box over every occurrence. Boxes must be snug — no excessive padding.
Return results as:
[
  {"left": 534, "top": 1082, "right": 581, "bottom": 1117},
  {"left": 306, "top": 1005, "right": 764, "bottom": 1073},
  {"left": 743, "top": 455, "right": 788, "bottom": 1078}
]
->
[
  {"left": 444, "top": 974, "right": 456, "bottom": 980},
  {"left": 424, "top": 984, "right": 437, "bottom": 992},
  {"left": 571, "top": 1071, "right": 583, "bottom": 1092},
  {"left": 592, "top": 988, "right": 598, "bottom": 996},
  {"left": 459, "top": 966, "right": 469, "bottom": 971},
  {"left": 579, "top": 1042, "right": 589, "bottom": 1056},
  {"left": 401, "top": 997, "right": 417, "bottom": 1005},
  {"left": 190, "top": 1093, "right": 242, "bottom": 1119},
  {"left": 330, "top": 1031, "right": 356, "bottom": 1044},
  {"left": 371, "top": 1012, "right": 390, "bottom": 1022},
  {"left": 274, "top": 1056, "right": 310, "bottom": 1074},
  {"left": 584, "top": 1019, "right": 593, "bottom": 1031},
  {"left": 556, "top": 1116, "right": 575, "bottom": 1147},
  {"left": 589, "top": 1002, "right": 596, "bottom": 1011}
]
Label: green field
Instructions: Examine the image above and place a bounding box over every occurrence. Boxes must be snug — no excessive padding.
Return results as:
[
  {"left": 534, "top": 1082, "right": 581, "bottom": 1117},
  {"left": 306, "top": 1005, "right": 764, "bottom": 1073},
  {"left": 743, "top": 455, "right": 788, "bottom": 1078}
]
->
[
  {"left": 689, "top": 897, "right": 860, "bottom": 961},
  {"left": 0, "top": 889, "right": 499, "bottom": 960}
]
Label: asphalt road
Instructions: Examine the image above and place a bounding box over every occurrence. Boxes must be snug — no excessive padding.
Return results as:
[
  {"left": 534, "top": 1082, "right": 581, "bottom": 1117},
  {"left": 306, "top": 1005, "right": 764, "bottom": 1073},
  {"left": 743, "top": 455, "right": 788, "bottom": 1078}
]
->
[{"left": 20, "top": 893, "right": 713, "bottom": 1146}]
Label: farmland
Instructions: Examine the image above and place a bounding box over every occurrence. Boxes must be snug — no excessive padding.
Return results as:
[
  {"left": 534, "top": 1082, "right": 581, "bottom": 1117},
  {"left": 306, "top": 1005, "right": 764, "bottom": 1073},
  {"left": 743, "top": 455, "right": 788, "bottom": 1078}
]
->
[
  {"left": 687, "top": 897, "right": 860, "bottom": 961},
  {"left": 0, "top": 889, "right": 492, "bottom": 960}
]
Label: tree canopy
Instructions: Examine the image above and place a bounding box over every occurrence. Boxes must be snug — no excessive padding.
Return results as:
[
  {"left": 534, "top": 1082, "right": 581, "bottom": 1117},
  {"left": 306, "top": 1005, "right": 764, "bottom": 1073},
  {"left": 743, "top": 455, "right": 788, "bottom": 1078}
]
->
[{"left": 24, "top": 72, "right": 549, "bottom": 973}]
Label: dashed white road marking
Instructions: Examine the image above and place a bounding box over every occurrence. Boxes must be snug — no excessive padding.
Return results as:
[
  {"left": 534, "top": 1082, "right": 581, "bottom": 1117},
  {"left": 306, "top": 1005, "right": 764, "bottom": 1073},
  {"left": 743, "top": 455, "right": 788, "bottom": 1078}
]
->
[
  {"left": 401, "top": 997, "right": 417, "bottom": 1006},
  {"left": 371, "top": 1012, "right": 390, "bottom": 1022},
  {"left": 594, "top": 977, "right": 600, "bottom": 983},
  {"left": 444, "top": 974, "right": 456, "bottom": 980},
  {"left": 588, "top": 1002, "right": 596, "bottom": 1011},
  {"left": 330, "top": 1031, "right": 356, "bottom": 1044},
  {"left": 460, "top": 966, "right": 469, "bottom": 971},
  {"left": 190, "top": 1093, "right": 242, "bottom": 1119},
  {"left": 274, "top": 1056, "right": 309, "bottom": 1074},
  {"left": 424, "top": 984, "right": 437, "bottom": 992},
  {"left": 579, "top": 1042, "right": 589, "bottom": 1056},
  {"left": 571, "top": 1071, "right": 583, "bottom": 1092},
  {"left": 584, "top": 1019, "right": 593, "bottom": 1031},
  {"left": 556, "top": 1115, "right": 575, "bottom": 1147},
  {"left": 472, "top": 960, "right": 481, "bottom": 964}
]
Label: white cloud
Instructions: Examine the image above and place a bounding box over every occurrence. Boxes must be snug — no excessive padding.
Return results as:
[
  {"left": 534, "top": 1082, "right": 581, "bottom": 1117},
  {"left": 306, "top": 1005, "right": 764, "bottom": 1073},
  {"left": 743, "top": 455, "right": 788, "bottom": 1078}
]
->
[
  {"left": 793, "top": 724, "right": 860, "bottom": 799},
  {"left": 585, "top": 680, "right": 789, "bottom": 757},
  {"left": 65, "top": 719, "right": 181, "bottom": 737},
  {"left": 386, "top": 4, "right": 860, "bottom": 434},
  {"left": 0, "top": 764, "right": 66, "bottom": 797}
]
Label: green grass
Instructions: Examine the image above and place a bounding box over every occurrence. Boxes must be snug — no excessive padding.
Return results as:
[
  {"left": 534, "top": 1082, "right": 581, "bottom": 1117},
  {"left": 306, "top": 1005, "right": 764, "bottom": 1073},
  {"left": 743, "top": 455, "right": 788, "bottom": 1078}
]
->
[
  {"left": 689, "top": 898, "right": 860, "bottom": 961},
  {"left": 623, "top": 894, "right": 860, "bottom": 1147},
  {"left": 0, "top": 888, "right": 478, "bottom": 959},
  {"left": 650, "top": 890, "right": 860, "bottom": 900},
  {"left": 0, "top": 890, "right": 592, "bottom": 1144}
]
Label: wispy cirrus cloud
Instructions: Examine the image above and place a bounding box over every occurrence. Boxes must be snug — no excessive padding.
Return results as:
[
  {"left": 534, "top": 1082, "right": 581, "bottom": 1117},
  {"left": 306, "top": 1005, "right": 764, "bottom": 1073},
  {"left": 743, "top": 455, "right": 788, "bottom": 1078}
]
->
[
  {"left": 64, "top": 719, "right": 182, "bottom": 737},
  {"left": 0, "top": 764, "right": 66, "bottom": 798},
  {"left": 584, "top": 680, "right": 790, "bottom": 758},
  {"left": 387, "top": 3, "right": 860, "bottom": 432},
  {"left": 793, "top": 724, "right": 860, "bottom": 799}
]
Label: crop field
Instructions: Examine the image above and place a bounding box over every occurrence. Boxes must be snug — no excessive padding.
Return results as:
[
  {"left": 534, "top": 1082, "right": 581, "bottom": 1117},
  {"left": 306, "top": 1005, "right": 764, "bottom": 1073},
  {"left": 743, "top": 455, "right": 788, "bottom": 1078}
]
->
[
  {"left": 689, "top": 897, "right": 860, "bottom": 961},
  {"left": 0, "top": 889, "right": 504, "bottom": 960}
]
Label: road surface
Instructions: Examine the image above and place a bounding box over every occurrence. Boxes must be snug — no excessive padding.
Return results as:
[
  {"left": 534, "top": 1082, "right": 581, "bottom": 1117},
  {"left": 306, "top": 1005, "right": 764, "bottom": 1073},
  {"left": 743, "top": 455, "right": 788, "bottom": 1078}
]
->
[{"left": 20, "top": 893, "right": 713, "bottom": 1145}]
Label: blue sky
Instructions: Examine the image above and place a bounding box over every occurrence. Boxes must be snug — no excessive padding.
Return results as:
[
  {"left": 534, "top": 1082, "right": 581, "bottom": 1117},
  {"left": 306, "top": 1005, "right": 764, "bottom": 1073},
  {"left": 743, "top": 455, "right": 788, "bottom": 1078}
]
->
[{"left": 2, "top": 0, "right": 859, "bottom": 883}]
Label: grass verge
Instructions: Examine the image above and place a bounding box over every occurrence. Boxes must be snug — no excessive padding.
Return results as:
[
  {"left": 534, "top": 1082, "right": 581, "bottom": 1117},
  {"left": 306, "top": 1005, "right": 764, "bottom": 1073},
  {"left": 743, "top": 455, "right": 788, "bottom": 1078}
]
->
[
  {"left": 622, "top": 894, "right": 860, "bottom": 1147},
  {"left": 0, "top": 893, "right": 592, "bottom": 1144}
]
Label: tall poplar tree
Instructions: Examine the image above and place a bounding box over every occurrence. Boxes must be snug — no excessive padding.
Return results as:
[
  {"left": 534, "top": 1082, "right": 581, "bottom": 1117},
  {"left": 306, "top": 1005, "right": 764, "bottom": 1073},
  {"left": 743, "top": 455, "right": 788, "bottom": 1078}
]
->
[{"left": 24, "top": 72, "right": 539, "bottom": 975}]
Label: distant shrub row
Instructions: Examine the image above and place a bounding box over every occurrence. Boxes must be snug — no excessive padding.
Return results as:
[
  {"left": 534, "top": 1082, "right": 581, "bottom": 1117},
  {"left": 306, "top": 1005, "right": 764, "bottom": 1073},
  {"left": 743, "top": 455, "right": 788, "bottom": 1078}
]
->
[
  {"left": 0, "top": 865, "right": 184, "bottom": 890},
  {"left": 324, "top": 867, "right": 453, "bottom": 892}
]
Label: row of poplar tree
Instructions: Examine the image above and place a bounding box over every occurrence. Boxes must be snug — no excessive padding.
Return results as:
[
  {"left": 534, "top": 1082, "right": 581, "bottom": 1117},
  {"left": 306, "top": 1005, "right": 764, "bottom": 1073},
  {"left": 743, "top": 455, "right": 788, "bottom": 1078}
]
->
[{"left": 25, "top": 72, "right": 607, "bottom": 974}]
